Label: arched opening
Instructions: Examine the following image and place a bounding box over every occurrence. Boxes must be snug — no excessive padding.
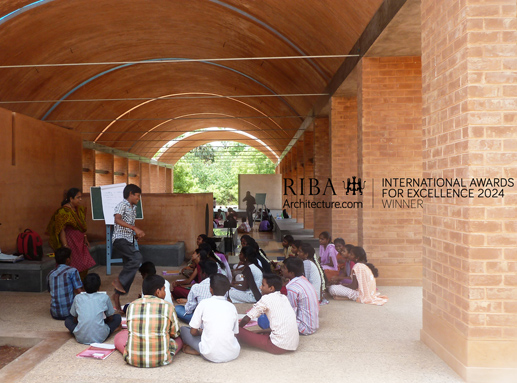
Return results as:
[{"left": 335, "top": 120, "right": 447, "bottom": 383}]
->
[{"left": 173, "top": 141, "right": 275, "bottom": 205}]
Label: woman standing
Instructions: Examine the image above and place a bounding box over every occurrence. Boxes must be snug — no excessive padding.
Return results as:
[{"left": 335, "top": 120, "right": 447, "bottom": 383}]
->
[{"left": 46, "top": 188, "right": 96, "bottom": 280}]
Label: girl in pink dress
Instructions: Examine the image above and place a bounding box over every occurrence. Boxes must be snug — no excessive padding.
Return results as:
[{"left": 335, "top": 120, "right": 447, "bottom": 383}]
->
[{"left": 318, "top": 231, "right": 339, "bottom": 281}]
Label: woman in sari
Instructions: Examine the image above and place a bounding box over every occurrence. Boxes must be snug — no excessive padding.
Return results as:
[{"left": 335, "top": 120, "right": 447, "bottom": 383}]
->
[
  {"left": 46, "top": 188, "right": 96, "bottom": 280},
  {"left": 328, "top": 246, "right": 388, "bottom": 306}
]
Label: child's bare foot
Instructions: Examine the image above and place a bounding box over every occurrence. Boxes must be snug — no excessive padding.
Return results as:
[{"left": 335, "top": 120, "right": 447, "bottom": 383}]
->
[
  {"left": 112, "top": 278, "right": 126, "bottom": 294},
  {"left": 182, "top": 344, "right": 200, "bottom": 356},
  {"left": 332, "top": 295, "right": 350, "bottom": 301}
]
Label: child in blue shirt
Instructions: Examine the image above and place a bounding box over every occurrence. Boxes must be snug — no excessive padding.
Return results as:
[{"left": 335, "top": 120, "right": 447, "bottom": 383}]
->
[
  {"left": 47, "top": 247, "right": 84, "bottom": 320},
  {"left": 65, "top": 273, "right": 121, "bottom": 344}
]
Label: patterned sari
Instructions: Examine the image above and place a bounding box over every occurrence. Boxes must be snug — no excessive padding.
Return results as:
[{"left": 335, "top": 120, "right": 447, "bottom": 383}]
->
[{"left": 46, "top": 205, "right": 96, "bottom": 272}]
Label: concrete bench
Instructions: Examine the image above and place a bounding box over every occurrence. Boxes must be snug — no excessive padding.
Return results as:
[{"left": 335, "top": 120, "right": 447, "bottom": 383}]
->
[
  {"left": 89, "top": 242, "right": 185, "bottom": 267},
  {"left": 273, "top": 218, "right": 319, "bottom": 247},
  {"left": 0, "top": 256, "right": 55, "bottom": 292}
]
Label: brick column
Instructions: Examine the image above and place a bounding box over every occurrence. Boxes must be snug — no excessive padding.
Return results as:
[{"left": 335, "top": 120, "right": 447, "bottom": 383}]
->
[
  {"left": 358, "top": 57, "right": 423, "bottom": 285},
  {"left": 94, "top": 151, "right": 114, "bottom": 186},
  {"left": 140, "top": 163, "right": 151, "bottom": 193},
  {"left": 331, "top": 96, "right": 359, "bottom": 245},
  {"left": 284, "top": 154, "right": 293, "bottom": 217},
  {"left": 290, "top": 147, "right": 298, "bottom": 221},
  {"left": 114, "top": 156, "right": 128, "bottom": 185},
  {"left": 296, "top": 138, "right": 305, "bottom": 225},
  {"left": 157, "top": 165, "right": 166, "bottom": 193},
  {"left": 165, "top": 167, "right": 173, "bottom": 193},
  {"left": 420, "top": 1, "right": 517, "bottom": 380},
  {"left": 128, "top": 159, "right": 141, "bottom": 187},
  {"left": 82, "top": 148, "right": 95, "bottom": 192},
  {"left": 313, "top": 117, "right": 331, "bottom": 237},
  {"left": 303, "top": 129, "right": 315, "bottom": 230}
]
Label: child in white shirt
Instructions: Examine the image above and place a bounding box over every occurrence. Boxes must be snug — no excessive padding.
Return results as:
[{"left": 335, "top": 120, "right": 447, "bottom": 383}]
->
[{"left": 180, "top": 274, "right": 240, "bottom": 363}]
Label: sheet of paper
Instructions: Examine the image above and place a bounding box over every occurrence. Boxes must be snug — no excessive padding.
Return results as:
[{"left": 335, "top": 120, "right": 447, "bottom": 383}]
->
[{"left": 100, "top": 183, "right": 126, "bottom": 225}]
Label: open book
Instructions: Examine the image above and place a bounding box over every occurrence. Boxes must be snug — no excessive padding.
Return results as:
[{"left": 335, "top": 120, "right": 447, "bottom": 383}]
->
[{"left": 76, "top": 343, "right": 116, "bottom": 360}]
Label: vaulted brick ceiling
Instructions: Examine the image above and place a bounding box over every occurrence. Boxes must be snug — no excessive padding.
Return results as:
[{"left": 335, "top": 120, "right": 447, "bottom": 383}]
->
[{"left": 0, "top": 0, "right": 384, "bottom": 164}]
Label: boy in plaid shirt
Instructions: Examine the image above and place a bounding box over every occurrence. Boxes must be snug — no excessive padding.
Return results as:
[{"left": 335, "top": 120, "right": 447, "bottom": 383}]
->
[
  {"left": 47, "top": 247, "right": 84, "bottom": 320},
  {"left": 114, "top": 275, "right": 183, "bottom": 367},
  {"left": 111, "top": 184, "right": 145, "bottom": 311}
]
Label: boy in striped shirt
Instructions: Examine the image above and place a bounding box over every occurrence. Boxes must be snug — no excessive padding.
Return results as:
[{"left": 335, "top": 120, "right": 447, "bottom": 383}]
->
[
  {"left": 237, "top": 274, "right": 299, "bottom": 354},
  {"left": 283, "top": 257, "right": 320, "bottom": 335}
]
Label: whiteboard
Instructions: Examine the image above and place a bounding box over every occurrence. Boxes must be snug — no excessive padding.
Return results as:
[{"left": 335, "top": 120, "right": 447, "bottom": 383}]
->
[{"left": 100, "top": 183, "right": 126, "bottom": 225}]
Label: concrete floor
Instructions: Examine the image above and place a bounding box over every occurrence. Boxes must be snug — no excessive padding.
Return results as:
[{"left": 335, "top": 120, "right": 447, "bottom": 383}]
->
[{"left": 0, "top": 231, "right": 463, "bottom": 383}]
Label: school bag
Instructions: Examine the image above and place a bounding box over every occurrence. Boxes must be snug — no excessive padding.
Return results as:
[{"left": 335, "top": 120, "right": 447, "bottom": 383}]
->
[{"left": 16, "top": 229, "right": 43, "bottom": 261}]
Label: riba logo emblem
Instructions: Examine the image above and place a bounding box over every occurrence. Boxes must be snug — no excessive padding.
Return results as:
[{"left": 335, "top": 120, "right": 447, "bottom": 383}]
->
[{"left": 344, "top": 176, "right": 365, "bottom": 196}]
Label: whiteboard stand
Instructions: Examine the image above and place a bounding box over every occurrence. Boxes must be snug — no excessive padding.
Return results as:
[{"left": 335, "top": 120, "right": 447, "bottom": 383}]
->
[
  {"left": 254, "top": 193, "right": 267, "bottom": 222},
  {"left": 106, "top": 225, "right": 120, "bottom": 275}
]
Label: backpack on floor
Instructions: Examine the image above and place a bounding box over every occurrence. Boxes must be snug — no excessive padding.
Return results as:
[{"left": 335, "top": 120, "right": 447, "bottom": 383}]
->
[{"left": 16, "top": 229, "right": 43, "bottom": 261}]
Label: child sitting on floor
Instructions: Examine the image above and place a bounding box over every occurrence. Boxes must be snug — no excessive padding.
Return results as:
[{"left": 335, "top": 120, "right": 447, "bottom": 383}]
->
[
  {"left": 328, "top": 246, "right": 387, "bottom": 305},
  {"left": 65, "top": 273, "right": 121, "bottom": 344},
  {"left": 180, "top": 273, "right": 240, "bottom": 362},
  {"left": 237, "top": 217, "right": 251, "bottom": 233},
  {"left": 47, "top": 247, "right": 84, "bottom": 320},
  {"left": 290, "top": 240, "right": 302, "bottom": 258},
  {"left": 237, "top": 274, "right": 299, "bottom": 354},
  {"left": 114, "top": 275, "right": 183, "bottom": 368},
  {"left": 329, "top": 243, "right": 355, "bottom": 286},
  {"left": 172, "top": 249, "right": 204, "bottom": 299},
  {"left": 175, "top": 260, "right": 218, "bottom": 323},
  {"left": 319, "top": 232, "right": 339, "bottom": 280},
  {"left": 139, "top": 261, "right": 173, "bottom": 304},
  {"left": 297, "top": 243, "right": 326, "bottom": 302},
  {"left": 282, "top": 235, "right": 294, "bottom": 258},
  {"left": 283, "top": 257, "right": 320, "bottom": 335}
]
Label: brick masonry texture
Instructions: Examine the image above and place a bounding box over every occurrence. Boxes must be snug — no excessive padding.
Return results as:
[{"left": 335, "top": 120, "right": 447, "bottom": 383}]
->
[
  {"left": 359, "top": 57, "right": 424, "bottom": 278},
  {"left": 331, "top": 97, "right": 359, "bottom": 245},
  {"left": 421, "top": 0, "right": 517, "bottom": 342}
]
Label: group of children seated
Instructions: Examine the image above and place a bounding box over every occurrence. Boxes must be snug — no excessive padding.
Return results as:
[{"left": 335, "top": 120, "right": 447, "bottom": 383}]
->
[
  {"left": 47, "top": 230, "right": 386, "bottom": 368},
  {"left": 282, "top": 232, "right": 388, "bottom": 306}
]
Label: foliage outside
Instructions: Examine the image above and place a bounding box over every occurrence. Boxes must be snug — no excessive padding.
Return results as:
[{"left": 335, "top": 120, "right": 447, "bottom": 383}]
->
[{"left": 173, "top": 142, "right": 276, "bottom": 205}]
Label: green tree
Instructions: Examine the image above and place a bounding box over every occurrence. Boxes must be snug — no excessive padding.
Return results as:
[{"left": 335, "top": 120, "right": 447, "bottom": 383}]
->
[
  {"left": 173, "top": 142, "right": 275, "bottom": 204},
  {"left": 173, "top": 162, "right": 197, "bottom": 193}
]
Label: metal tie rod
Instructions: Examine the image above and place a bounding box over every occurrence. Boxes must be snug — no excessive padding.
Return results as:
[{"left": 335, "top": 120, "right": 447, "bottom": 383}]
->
[{"left": 0, "top": 54, "right": 360, "bottom": 69}]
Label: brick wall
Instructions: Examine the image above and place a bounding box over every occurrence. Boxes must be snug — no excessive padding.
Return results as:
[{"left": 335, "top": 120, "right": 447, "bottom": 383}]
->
[
  {"left": 95, "top": 151, "right": 114, "bottom": 186},
  {"left": 304, "top": 129, "right": 315, "bottom": 230},
  {"left": 141, "top": 163, "right": 151, "bottom": 193},
  {"left": 420, "top": 0, "right": 517, "bottom": 379},
  {"left": 114, "top": 156, "right": 128, "bottom": 185},
  {"left": 290, "top": 148, "right": 298, "bottom": 220},
  {"left": 313, "top": 118, "right": 332, "bottom": 237},
  {"left": 128, "top": 159, "right": 141, "bottom": 187},
  {"left": 358, "top": 57, "right": 424, "bottom": 285},
  {"left": 82, "top": 148, "right": 95, "bottom": 192},
  {"left": 331, "top": 97, "right": 359, "bottom": 245},
  {"left": 296, "top": 138, "right": 305, "bottom": 224}
]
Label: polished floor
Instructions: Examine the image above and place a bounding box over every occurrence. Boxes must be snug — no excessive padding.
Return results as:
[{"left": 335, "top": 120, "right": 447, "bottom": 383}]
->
[{"left": 0, "top": 230, "right": 463, "bottom": 383}]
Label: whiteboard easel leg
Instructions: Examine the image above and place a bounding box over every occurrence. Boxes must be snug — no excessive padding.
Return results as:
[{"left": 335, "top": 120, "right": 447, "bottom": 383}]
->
[{"left": 106, "top": 225, "right": 113, "bottom": 275}]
